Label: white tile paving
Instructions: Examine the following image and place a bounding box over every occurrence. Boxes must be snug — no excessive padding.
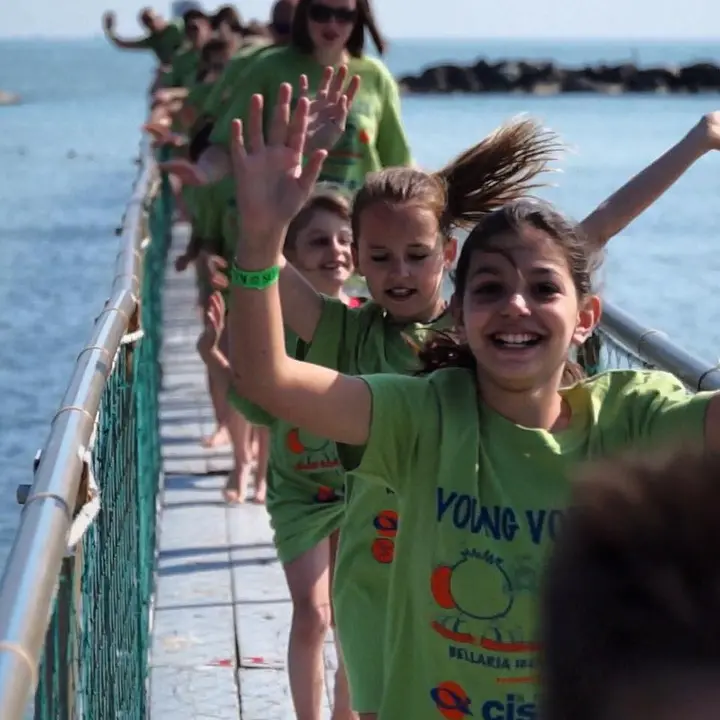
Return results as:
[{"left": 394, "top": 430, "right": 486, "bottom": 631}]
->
[{"left": 149, "top": 226, "right": 337, "bottom": 718}]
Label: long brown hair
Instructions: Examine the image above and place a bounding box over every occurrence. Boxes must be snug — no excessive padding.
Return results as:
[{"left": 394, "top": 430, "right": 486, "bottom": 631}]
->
[{"left": 291, "top": 0, "right": 386, "bottom": 57}]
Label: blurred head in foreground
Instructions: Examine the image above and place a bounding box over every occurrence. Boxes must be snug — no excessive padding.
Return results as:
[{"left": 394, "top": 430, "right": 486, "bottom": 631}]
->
[{"left": 541, "top": 448, "right": 720, "bottom": 720}]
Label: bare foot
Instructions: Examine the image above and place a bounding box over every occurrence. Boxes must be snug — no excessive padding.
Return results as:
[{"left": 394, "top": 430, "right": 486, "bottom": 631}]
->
[
  {"left": 252, "top": 483, "right": 267, "bottom": 504},
  {"left": 201, "top": 426, "right": 230, "bottom": 448},
  {"left": 223, "top": 487, "right": 246, "bottom": 504},
  {"left": 224, "top": 469, "right": 248, "bottom": 504}
]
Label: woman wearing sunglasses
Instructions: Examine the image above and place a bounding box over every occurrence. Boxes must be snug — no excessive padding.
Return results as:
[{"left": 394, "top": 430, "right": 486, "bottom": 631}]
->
[{"left": 163, "top": 0, "right": 411, "bottom": 194}]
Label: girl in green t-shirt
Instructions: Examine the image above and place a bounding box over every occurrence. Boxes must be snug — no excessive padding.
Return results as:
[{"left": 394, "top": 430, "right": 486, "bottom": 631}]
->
[
  {"left": 199, "top": 188, "right": 362, "bottom": 720},
  {"left": 223, "top": 92, "right": 720, "bottom": 719}
]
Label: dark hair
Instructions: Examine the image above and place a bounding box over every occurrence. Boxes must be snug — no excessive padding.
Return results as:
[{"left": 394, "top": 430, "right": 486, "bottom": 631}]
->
[
  {"left": 285, "top": 187, "right": 351, "bottom": 253},
  {"left": 183, "top": 8, "right": 206, "bottom": 22},
  {"left": 291, "top": 0, "right": 386, "bottom": 57},
  {"left": 416, "top": 198, "right": 596, "bottom": 376},
  {"left": 200, "top": 37, "right": 229, "bottom": 60},
  {"left": 212, "top": 4, "right": 243, "bottom": 31},
  {"left": 540, "top": 449, "right": 720, "bottom": 720}
]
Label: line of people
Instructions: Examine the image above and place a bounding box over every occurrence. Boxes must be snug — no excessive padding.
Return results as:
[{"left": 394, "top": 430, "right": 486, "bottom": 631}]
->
[{"left": 104, "top": 3, "right": 720, "bottom": 718}]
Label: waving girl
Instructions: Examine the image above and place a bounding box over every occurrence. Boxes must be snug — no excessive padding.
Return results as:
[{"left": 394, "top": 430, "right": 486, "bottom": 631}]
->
[{"left": 222, "top": 86, "right": 720, "bottom": 720}]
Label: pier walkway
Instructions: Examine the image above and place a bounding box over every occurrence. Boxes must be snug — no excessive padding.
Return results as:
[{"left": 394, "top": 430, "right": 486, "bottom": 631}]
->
[{"left": 148, "top": 225, "right": 338, "bottom": 719}]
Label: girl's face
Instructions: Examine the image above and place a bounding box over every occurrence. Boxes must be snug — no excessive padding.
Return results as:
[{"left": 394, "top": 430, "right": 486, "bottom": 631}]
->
[
  {"left": 306, "top": 0, "right": 357, "bottom": 56},
  {"left": 458, "top": 224, "right": 599, "bottom": 392},
  {"left": 288, "top": 209, "right": 354, "bottom": 296},
  {"left": 355, "top": 202, "right": 456, "bottom": 323}
]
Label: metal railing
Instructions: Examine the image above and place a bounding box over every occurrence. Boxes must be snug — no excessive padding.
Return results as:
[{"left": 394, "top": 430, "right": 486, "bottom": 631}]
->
[
  {"left": 0, "top": 145, "right": 718, "bottom": 717},
  {"left": 597, "top": 300, "right": 720, "bottom": 392},
  {"left": 0, "top": 143, "right": 171, "bottom": 719}
]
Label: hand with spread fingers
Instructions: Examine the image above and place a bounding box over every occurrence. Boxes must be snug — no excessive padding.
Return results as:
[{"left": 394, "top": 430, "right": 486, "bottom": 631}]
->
[
  {"left": 301, "top": 65, "right": 361, "bottom": 154},
  {"left": 230, "top": 82, "right": 327, "bottom": 245}
]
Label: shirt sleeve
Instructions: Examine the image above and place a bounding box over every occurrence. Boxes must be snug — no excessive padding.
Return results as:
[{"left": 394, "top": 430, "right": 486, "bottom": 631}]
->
[
  {"left": 339, "top": 373, "right": 435, "bottom": 494},
  {"left": 601, "top": 370, "right": 712, "bottom": 449},
  {"left": 374, "top": 67, "right": 413, "bottom": 168}
]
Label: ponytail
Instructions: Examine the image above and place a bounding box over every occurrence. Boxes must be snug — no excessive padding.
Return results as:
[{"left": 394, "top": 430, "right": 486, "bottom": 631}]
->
[{"left": 436, "top": 117, "right": 564, "bottom": 235}]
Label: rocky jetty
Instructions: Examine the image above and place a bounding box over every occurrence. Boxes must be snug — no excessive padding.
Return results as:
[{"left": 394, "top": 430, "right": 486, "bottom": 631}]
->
[
  {"left": 398, "top": 60, "right": 720, "bottom": 95},
  {"left": 0, "top": 90, "right": 21, "bottom": 106}
]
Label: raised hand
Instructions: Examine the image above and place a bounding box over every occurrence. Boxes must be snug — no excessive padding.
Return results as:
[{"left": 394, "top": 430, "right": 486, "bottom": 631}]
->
[
  {"left": 699, "top": 111, "right": 720, "bottom": 150},
  {"left": 301, "top": 66, "right": 361, "bottom": 154},
  {"left": 230, "top": 83, "right": 327, "bottom": 241}
]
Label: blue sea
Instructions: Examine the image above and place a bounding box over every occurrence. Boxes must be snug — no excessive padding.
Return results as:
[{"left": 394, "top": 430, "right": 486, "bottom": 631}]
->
[{"left": 0, "top": 37, "right": 719, "bottom": 571}]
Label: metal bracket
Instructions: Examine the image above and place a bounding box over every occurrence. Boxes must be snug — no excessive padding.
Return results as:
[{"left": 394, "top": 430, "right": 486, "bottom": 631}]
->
[{"left": 16, "top": 448, "right": 101, "bottom": 555}]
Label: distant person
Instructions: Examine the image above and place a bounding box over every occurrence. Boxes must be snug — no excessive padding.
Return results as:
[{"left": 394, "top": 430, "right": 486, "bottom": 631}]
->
[
  {"left": 541, "top": 449, "right": 720, "bottom": 720},
  {"left": 211, "top": 4, "right": 244, "bottom": 45},
  {"left": 102, "top": 7, "right": 184, "bottom": 65},
  {"left": 160, "top": 8, "right": 213, "bottom": 89}
]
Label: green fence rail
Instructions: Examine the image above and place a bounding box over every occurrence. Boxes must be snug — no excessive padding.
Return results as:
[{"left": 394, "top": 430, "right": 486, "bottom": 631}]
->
[
  {"left": 0, "top": 145, "right": 171, "bottom": 719},
  {"left": 0, "top": 142, "right": 719, "bottom": 719}
]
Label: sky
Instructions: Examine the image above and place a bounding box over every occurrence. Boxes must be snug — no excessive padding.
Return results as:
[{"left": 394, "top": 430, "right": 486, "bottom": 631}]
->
[{"left": 1, "top": 0, "right": 718, "bottom": 39}]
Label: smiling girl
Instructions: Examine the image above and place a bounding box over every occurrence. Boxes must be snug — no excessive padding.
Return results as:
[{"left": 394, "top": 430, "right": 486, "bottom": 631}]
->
[
  {"left": 222, "top": 86, "right": 720, "bottom": 719},
  {"left": 201, "top": 188, "right": 359, "bottom": 720}
]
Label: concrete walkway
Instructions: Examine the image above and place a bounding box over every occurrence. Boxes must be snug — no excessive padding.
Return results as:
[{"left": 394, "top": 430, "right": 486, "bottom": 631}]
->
[{"left": 148, "top": 225, "right": 338, "bottom": 719}]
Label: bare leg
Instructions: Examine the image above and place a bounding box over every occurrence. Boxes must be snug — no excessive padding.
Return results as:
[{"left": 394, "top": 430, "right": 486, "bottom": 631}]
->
[
  {"left": 197, "top": 309, "right": 232, "bottom": 447},
  {"left": 284, "top": 540, "right": 333, "bottom": 720},
  {"left": 329, "top": 530, "right": 356, "bottom": 720},
  {"left": 223, "top": 406, "right": 253, "bottom": 504},
  {"left": 252, "top": 426, "right": 269, "bottom": 504}
]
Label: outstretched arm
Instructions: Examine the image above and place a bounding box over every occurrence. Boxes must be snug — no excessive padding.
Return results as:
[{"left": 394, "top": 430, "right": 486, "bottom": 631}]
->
[
  {"left": 580, "top": 112, "right": 720, "bottom": 248},
  {"left": 227, "top": 85, "right": 372, "bottom": 446},
  {"left": 102, "top": 12, "right": 152, "bottom": 50}
]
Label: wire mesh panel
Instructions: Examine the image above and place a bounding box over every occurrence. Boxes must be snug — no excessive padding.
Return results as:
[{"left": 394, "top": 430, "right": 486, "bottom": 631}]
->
[{"left": 31, "top": 175, "right": 171, "bottom": 720}]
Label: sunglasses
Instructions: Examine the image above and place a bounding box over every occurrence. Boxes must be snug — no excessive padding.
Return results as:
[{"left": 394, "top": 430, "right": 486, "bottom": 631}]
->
[{"left": 308, "top": 3, "right": 358, "bottom": 24}]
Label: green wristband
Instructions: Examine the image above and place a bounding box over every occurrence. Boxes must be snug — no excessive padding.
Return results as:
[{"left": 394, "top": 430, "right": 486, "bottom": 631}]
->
[{"left": 230, "top": 262, "right": 280, "bottom": 290}]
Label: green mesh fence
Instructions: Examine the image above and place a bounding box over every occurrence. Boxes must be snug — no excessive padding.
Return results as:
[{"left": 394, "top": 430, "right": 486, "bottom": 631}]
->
[
  {"left": 577, "top": 328, "right": 653, "bottom": 377},
  {"left": 31, "top": 167, "right": 172, "bottom": 720}
]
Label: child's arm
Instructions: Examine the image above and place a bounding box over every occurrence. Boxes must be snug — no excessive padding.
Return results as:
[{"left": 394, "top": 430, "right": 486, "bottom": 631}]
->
[{"left": 580, "top": 113, "right": 719, "bottom": 248}]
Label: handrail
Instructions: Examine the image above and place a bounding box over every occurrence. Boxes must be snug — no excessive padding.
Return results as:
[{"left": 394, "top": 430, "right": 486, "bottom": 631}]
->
[
  {"left": 0, "top": 145, "right": 156, "bottom": 719},
  {"left": 599, "top": 299, "right": 720, "bottom": 392}
]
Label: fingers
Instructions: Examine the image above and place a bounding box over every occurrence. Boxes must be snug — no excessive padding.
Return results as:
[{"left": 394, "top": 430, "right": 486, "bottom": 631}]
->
[
  {"left": 299, "top": 149, "right": 327, "bottom": 194},
  {"left": 327, "top": 65, "right": 348, "bottom": 104},
  {"left": 268, "top": 83, "right": 292, "bottom": 146},
  {"left": 345, "top": 74, "right": 361, "bottom": 108},
  {"left": 208, "top": 254, "right": 228, "bottom": 271},
  {"left": 210, "top": 272, "right": 229, "bottom": 291},
  {"left": 315, "top": 66, "right": 333, "bottom": 101},
  {"left": 229, "top": 118, "right": 247, "bottom": 178},
  {"left": 246, "top": 94, "right": 265, "bottom": 154},
  {"left": 298, "top": 74, "right": 309, "bottom": 99},
  {"left": 287, "top": 96, "right": 310, "bottom": 157}
]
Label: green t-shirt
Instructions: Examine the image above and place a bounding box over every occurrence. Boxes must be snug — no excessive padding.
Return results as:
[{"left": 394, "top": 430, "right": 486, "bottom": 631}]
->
[
  {"left": 199, "top": 42, "right": 275, "bottom": 121},
  {"left": 162, "top": 47, "right": 200, "bottom": 88},
  {"left": 185, "top": 80, "right": 216, "bottom": 115},
  {"left": 210, "top": 45, "right": 412, "bottom": 191},
  {"left": 229, "top": 329, "right": 346, "bottom": 564},
  {"left": 147, "top": 21, "right": 184, "bottom": 64},
  {"left": 343, "top": 367, "right": 711, "bottom": 720},
  {"left": 308, "top": 296, "right": 448, "bottom": 712}
]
